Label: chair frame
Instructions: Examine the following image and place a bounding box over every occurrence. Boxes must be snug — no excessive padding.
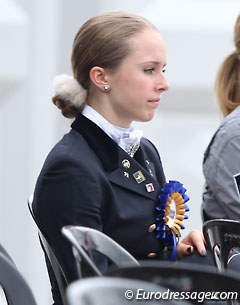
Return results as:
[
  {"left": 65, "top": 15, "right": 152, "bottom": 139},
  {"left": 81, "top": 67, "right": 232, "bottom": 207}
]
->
[
  {"left": 66, "top": 276, "right": 189, "bottom": 305},
  {"left": 61, "top": 225, "right": 139, "bottom": 278},
  {"left": 106, "top": 261, "right": 240, "bottom": 305},
  {"left": 0, "top": 251, "right": 37, "bottom": 305},
  {"left": 0, "top": 244, "right": 16, "bottom": 266},
  {"left": 203, "top": 219, "right": 240, "bottom": 272},
  {"left": 28, "top": 195, "right": 68, "bottom": 305}
]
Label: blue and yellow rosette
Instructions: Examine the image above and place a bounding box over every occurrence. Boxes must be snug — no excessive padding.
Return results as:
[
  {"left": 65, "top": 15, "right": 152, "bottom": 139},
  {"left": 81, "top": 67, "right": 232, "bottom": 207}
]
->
[{"left": 155, "top": 180, "right": 189, "bottom": 261}]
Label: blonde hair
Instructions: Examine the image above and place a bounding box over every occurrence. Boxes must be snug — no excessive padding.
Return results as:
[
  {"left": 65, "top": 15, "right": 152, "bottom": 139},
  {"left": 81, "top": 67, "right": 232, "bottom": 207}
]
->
[
  {"left": 53, "top": 11, "right": 156, "bottom": 118},
  {"left": 216, "top": 14, "right": 240, "bottom": 117}
]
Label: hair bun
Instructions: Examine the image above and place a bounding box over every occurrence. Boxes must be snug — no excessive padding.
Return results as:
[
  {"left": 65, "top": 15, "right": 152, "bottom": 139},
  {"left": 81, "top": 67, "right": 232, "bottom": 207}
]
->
[{"left": 53, "top": 74, "right": 87, "bottom": 107}]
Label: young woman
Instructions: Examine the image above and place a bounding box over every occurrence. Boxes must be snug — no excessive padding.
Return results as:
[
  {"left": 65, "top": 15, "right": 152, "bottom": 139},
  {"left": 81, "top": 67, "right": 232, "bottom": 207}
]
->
[
  {"left": 33, "top": 12, "right": 206, "bottom": 305},
  {"left": 202, "top": 14, "right": 240, "bottom": 221}
]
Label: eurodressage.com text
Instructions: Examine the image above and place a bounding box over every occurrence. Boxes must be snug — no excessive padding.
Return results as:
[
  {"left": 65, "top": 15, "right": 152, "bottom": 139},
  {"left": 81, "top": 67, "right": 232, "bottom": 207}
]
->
[{"left": 124, "top": 288, "right": 238, "bottom": 303}]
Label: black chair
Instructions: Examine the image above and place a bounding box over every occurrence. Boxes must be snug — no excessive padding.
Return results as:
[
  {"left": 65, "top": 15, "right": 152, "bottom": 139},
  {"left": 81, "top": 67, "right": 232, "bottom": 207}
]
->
[
  {"left": 0, "top": 246, "right": 37, "bottom": 305},
  {"left": 228, "top": 252, "right": 240, "bottom": 269},
  {"left": 66, "top": 276, "right": 190, "bottom": 305},
  {"left": 0, "top": 243, "right": 15, "bottom": 266},
  {"left": 27, "top": 195, "right": 68, "bottom": 305},
  {"left": 203, "top": 219, "right": 240, "bottom": 272},
  {"left": 61, "top": 225, "right": 139, "bottom": 278},
  {"left": 106, "top": 261, "right": 240, "bottom": 304}
]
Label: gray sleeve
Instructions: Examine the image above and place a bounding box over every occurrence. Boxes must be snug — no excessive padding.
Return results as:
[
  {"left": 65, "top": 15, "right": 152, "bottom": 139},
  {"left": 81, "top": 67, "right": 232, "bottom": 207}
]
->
[{"left": 211, "top": 135, "right": 240, "bottom": 219}]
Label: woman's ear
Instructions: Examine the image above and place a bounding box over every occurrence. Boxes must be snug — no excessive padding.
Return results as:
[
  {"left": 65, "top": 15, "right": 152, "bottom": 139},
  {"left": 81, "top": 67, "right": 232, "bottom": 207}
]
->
[{"left": 89, "top": 66, "right": 109, "bottom": 90}]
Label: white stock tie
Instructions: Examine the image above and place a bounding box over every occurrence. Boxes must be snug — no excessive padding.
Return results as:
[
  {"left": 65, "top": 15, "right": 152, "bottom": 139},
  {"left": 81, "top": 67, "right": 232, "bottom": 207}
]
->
[{"left": 118, "top": 128, "right": 143, "bottom": 157}]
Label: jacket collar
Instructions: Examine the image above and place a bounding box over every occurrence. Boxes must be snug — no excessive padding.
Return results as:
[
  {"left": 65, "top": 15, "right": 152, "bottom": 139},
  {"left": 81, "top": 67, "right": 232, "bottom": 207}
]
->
[
  {"left": 71, "top": 113, "right": 160, "bottom": 200},
  {"left": 71, "top": 113, "right": 119, "bottom": 171}
]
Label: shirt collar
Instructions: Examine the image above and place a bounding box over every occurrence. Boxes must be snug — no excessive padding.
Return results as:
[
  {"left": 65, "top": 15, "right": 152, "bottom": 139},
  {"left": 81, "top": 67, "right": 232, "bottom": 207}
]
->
[{"left": 82, "top": 105, "right": 142, "bottom": 156}]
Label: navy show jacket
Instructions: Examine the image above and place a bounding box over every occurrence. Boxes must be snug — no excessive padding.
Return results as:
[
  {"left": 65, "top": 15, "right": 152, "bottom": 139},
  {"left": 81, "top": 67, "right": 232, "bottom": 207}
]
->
[{"left": 33, "top": 113, "right": 166, "bottom": 304}]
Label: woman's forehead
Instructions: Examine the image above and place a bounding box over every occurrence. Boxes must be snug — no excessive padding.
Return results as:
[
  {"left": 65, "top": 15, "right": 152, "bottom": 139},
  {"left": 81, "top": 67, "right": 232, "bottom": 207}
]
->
[{"left": 126, "top": 29, "right": 166, "bottom": 62}]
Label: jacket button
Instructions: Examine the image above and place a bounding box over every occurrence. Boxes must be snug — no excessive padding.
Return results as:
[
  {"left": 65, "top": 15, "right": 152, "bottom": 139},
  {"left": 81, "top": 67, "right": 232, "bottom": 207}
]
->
[
  {"left": 147, "top": 252, "right": 157, "bottom": 258},
  {"left": 148, "top": 224, "right": 156, "bottom": 232}
]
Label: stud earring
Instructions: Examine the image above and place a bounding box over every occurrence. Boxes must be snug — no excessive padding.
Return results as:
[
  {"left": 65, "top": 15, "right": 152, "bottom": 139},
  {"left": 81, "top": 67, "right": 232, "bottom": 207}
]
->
[{"left": 103, "top": 84, "right": 110, "bottom": 92}]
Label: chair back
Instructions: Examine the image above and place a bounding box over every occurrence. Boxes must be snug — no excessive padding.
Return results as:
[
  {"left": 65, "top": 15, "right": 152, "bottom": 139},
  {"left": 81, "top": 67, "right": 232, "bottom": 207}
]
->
[
  {"left": 66, "top": 276, "right": 189, "bottom": 305},
  {"left": 0, "top": 243, "right": 15, "bottom": 266},
  {"left": 0, "top": 248, "right": 37, "bottom": 305},
  {"left": 106, "top": 261, "right": 240, "bottom": 304},
  {"left": 203, "top": 219, "right": 240, "bottom": 272},
  {"left": 61, "top": 225, "right": 139, "bottom": 277},
  {"left": 27, "top": 195, "right": 68, "bottom": 305}
]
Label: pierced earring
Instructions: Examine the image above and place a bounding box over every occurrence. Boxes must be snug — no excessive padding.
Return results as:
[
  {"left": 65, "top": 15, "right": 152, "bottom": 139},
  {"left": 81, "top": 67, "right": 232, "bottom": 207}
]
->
[{"left": 103, "top": 84, "right": 110, "bottom": 92}]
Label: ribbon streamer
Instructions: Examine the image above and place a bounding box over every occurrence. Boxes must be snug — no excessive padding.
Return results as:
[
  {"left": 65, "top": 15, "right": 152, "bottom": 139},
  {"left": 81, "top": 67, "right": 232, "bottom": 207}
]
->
[{"left": 155, "top": 180, "right": 190, "bottom": 261}]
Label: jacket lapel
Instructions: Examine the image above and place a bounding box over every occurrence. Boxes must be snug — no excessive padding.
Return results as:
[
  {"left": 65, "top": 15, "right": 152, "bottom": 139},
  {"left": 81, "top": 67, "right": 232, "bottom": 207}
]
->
[
  {"left": 71, "top": 113, "right": 160, "bottom": 200},
  {"left": 108, "top": 148, "right": 160, "bottom": 200}
]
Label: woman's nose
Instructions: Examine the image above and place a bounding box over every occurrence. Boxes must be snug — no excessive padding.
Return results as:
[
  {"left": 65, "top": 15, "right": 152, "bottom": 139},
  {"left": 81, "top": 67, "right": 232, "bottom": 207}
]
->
[
  {"left": 163, "top": 77, "right": 170, "bottom": 91},
  {"left": 157, "top": 75, "right": 170, "bottom": 92}
]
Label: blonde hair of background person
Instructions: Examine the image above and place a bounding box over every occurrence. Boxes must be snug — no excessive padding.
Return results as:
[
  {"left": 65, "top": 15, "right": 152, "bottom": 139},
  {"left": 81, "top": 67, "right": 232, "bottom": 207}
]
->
[
  {"left": 33, "top": 12, "right": 208, "bottom": 305},
  {"left": 216, "top": 14, "right": 240, "bottom": 117}
]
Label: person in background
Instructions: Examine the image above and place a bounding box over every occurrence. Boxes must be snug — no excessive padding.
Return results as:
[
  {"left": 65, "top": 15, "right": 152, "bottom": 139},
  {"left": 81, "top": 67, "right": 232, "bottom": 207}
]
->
[
  {"left": 202, "top": 14, "right": 240, "bottom": 221},
  {"left": 32, "top": 11, "right": 207, "bottom": 305}
]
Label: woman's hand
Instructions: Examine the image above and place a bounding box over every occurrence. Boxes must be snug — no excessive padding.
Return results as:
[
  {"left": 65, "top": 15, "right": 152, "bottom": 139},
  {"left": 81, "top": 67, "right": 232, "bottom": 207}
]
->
[{"left": 177, "top": 229, "right": 207, "bottom": 258}]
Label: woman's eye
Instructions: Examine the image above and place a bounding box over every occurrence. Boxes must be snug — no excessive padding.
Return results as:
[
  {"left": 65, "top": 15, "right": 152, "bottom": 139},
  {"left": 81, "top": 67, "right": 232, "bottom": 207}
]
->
[
  {"left": 162, "top": 68, "right": 166, "bottom": 73},
  {"left": 144, "top": 68, "right": 155, "bottom": 74}
]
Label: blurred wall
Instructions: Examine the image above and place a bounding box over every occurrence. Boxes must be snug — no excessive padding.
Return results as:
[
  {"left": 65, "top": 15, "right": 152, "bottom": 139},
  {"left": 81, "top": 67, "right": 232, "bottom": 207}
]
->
[{"left": 0, "top": 0, "right": 239, "bottom": 304}]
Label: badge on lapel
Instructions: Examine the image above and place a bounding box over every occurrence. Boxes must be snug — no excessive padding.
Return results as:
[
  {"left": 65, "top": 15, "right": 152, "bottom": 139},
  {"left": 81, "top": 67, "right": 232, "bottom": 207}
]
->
[
  {"left": 122, "top": 159, "right": 131, "bottom": 169},
  {"left": 133, "top": 170, "right": 146, "bottom": 184},
  {"left": 145, "top": 183, "right": 155, "bottom": 192}
]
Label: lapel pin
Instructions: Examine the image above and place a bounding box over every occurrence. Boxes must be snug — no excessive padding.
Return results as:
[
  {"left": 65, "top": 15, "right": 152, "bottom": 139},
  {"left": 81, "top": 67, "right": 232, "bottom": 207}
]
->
[
  {"left": 133, "top": 170, "right": 146, "bottom": 184},
  {"left": 123, "top": 171, "right": 129, "bottom": 178},
  {"left": 145, "top": 183, "right": 155, "bottom": 192},
  {"left": 122, "top": 159, "right": 131, "bottom": 169},
  {"left": 146, "top": 159, "right": 153, "bottom": 177}
]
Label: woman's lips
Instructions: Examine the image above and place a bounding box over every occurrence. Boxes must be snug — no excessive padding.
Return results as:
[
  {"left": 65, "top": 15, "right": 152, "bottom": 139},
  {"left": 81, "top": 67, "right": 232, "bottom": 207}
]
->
[{"left": 148, "top": 98, "right": 160, "bottom": 107}]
